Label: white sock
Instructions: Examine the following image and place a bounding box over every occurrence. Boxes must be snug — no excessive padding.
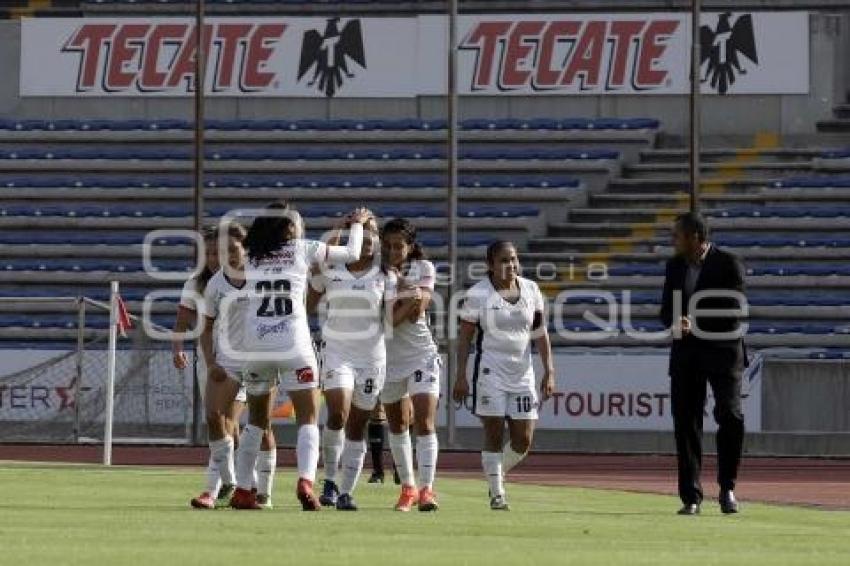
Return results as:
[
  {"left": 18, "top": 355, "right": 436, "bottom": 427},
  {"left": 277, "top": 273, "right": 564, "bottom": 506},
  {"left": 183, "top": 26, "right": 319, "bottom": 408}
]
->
[
  {"left": 482, "top": 451, "right": 504, "bottom": 498},
  {"left": 205, "top": 453, "right": 222, "bottom": 496},
  {"left": 339, "top": 439, "right": 367, "bottom": 496},
  {"left": 209, "top": 436, "right": 236, "bottom": 487},
  {"left": 389, "top": 431, "right": 416, "bottom": 488},
  {"left": 235, "top": 425, "right": 263, "bottom": 490},
  {"left": 256, "top": 450, "right": 277, "bottom": 497},
  {"left": 416, "top": 433, "right": 439, "bottom": 490},
  {"left": 502, "top": 444, "right": 528, "bottom": 476},
  {"left": 296, "top": 424, "right": 320, "bottom": 483},
  {"left": 322, "top": 427, "right": 345, "bottom": 483}
]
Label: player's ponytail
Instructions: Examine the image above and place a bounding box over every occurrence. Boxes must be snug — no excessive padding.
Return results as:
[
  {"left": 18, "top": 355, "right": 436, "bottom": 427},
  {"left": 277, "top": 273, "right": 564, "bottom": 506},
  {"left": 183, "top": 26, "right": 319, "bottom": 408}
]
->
[
  {"left": 245, "top": 201, "right": 299, "bottom": 262},
  {"left": 408, "top": 241, "right": 425, "bottom": 261},
  {"left": 195, "top": 222, "right": 246, "bottom": 294}
]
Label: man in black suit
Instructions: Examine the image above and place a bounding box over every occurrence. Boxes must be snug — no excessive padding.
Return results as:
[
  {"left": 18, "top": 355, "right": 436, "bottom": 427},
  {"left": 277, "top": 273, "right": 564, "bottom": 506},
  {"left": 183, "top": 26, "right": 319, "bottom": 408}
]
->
[{"left": 660, "top": 213, "right": 748, "bottom": 516}]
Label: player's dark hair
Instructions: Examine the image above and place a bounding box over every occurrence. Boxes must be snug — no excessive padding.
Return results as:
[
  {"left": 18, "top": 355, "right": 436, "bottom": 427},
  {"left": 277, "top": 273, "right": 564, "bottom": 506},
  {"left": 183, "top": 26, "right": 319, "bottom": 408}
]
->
[
  {"left": 194, "top": 222, "right": 246, "bottom": 294},
  {"left": 485, "top": 240, "right": 516, "bottom": 269},
  {"left": 675, "top": 212, "right": 709, "bottom": 242},
  {"left": 381, "top": 217, "right": 426, "bottom": 264},
  {"left": 244, "top": 201, "right": 299, "bottom": 262}
]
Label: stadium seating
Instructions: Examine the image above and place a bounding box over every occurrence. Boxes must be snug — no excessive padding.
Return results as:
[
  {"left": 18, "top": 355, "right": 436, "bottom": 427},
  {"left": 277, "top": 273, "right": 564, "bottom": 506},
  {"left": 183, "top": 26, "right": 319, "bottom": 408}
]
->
[
  {"left": 0, "top": 118, "right": 660, "bottom": 132},
  {"left": 1, "top": 113, "right": 849, "bottom": 350}
]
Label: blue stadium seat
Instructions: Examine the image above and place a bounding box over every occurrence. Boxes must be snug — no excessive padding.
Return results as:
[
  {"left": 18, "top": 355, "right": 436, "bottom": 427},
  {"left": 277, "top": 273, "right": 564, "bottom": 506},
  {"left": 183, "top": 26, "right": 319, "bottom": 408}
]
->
[
  {"left": 0, "top": 117, "right": 659, "bottom": 133},
  {"left": 0, "top": 174, "right": 581, "bottom": 191},
  {"left": 820, "top": 150, "right": 850, "bottom": 159},
  {"left": 713, "top": 206, "right": 850, "bottom": 219},
  {"left": 771, "top": 176, "right": 850, "bottom": 189}
]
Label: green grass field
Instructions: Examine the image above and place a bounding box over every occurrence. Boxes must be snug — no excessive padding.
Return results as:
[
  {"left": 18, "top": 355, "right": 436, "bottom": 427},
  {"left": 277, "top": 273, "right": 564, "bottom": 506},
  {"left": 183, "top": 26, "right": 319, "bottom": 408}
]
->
[{"left": 1, "top": 463, "right": 848, "bottom": 566}]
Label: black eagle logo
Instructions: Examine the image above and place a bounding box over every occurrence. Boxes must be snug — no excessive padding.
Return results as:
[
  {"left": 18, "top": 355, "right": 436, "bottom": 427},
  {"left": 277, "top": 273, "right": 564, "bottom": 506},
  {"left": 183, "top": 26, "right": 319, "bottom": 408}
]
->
[
  {"left": 700, "top": 13, "right": 758, "bottom": 95},
  {"left": 298, "top": 18, "right": 366, "bottom": 97}
]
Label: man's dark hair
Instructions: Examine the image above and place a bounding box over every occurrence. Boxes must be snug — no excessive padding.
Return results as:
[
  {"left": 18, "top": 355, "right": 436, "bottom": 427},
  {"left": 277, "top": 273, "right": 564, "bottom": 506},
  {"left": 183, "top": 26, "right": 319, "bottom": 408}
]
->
[{"left": 675, "top": 212, "right": 709, "bottom": 242}]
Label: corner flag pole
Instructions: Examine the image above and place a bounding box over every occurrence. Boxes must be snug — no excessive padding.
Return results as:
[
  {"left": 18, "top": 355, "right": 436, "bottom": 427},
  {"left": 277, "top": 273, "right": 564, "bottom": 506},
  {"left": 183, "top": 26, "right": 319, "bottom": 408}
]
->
[
  {"left": 689, "top": 0, "right": 702, "bottom": 213},
  {"left": 446, "top": 0, "right": 459, "bottom": 448},
  {"left": 103, "top": 281, "right": 119, "bottom": 466}
]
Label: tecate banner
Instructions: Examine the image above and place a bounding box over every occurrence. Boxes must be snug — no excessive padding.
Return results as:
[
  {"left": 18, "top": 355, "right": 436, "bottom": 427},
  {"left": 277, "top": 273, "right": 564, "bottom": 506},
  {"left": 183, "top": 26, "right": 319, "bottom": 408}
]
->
[
  {"left": 19, "top": 17, "right": 418, "bottom": 97},
  {"left": 20, "top": 12, "right": 808, "bottom": 97},
  {"left": 448, "top": 12, "right": 809, "bottom": 95},
  {"left": 440, "top": 352, "right": 763, "bottom": 432}
]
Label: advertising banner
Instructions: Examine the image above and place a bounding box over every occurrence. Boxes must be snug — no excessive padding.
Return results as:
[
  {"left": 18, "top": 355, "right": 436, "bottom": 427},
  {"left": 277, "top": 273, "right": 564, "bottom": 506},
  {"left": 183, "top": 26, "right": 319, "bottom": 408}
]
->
[{"left": 20, "top": 13, "right": 808, "bottom": 97}]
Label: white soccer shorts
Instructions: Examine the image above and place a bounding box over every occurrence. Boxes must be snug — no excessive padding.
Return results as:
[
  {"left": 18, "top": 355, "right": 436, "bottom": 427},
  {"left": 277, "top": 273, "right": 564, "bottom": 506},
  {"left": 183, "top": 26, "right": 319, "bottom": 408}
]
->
[
  {"left": 473, "top": 379, "right": 539, "bottom": 420},
  {"left": 381, "top": 354, "right": 442, "bottom": 404},
  {"left": 322, "top": 364, "right": 385, "bottom": 411}
]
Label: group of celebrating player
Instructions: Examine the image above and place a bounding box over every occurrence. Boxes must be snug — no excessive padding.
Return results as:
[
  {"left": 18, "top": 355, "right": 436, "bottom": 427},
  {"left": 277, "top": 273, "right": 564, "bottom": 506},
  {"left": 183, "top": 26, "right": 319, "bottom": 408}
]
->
[{"left": 172, "top": 201, "right": 555, "bottom": 513}]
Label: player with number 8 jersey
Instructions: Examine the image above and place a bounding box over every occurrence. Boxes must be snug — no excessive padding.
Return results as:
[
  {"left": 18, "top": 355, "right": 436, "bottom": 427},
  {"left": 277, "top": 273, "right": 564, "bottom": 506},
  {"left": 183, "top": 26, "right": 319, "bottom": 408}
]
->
[{"left": 308, "top": 210, "right": 393, "bottom": 511}]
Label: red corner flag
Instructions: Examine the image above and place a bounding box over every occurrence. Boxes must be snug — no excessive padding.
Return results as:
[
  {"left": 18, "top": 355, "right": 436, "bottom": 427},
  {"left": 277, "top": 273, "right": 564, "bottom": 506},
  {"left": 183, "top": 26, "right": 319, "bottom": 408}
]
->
[{"left": 116, "top": 294, "right": 133, "bottom": 338}]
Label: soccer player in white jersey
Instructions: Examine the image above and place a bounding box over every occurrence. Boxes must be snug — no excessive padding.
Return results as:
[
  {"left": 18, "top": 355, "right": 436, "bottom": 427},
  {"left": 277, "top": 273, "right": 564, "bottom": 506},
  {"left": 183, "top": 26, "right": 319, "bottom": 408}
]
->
[
  {"left": 199, "top": 224, "right": 281, "bottom": 510},
  {"left": 172, "top": 224, "right": 270, "bottom": 509},
  {"left": 308, "top": 210, "right": 393, "bottom": 511},
  {"left": 380, "top": 218, "right": 441, "bottom": 512},
  {"left": 225, "top": 202, "right": 367, "bottom": 511},
  {"left": 453, "top": 241, "right": 555, "bottom": 510}
]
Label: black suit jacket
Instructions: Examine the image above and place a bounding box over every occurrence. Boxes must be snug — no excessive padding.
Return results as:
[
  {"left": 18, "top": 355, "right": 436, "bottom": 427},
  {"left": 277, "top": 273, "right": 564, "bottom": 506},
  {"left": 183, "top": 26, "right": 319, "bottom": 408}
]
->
[{"left": 659, "top": 245, "right": 747, "bottom": 376}]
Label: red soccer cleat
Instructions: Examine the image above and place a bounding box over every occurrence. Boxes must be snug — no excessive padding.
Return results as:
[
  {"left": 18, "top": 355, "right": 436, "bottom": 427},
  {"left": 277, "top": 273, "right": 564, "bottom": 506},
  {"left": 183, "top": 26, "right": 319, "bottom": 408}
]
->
[
  {"left": 229, "top": 487, "right": 261, "bottom": 510},
  {"left": 190, "top": 491, "right": 215, "bottom": 510},
  {"left": 394, "top": 484, "right": 418, "bottom": 512},
  {"left": 418, "top": 487, "right": 439, "bottom": 512},
  {"left": 297, "top": 478, "right": 321, "bottom": 511}
]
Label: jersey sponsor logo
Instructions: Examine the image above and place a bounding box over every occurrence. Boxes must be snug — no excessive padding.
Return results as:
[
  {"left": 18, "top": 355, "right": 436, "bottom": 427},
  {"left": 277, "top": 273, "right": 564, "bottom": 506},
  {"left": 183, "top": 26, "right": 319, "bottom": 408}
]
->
[
  {"left": 460, "top": 18, "right": 678, "bottom": 93},
  {"left": 256, "top": 319, "right": 292, "bottom": 339},
  {"left": 296, "top": 367, "right": 315, "bottom": 384},
  {"left": 270, "top": 249, "right": 295, "bottom": 260},
  {"left": 480, "top": 395, "right": 490, "bottom": 406},
  {"left": 414, "top": 369, "right": 423, "bottom": 383},
  {"left": 62, "top": 22, "right": 287, "bottom": 94},
  {"left": 482, "top": 367, "right": 490, "bottom": 375}
]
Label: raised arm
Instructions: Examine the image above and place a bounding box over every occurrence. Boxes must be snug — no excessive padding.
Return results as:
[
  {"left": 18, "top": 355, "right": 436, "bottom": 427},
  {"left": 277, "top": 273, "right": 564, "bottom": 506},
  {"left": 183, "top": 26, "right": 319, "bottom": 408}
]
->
[{"left": 324, "top": 210, "right": 367, "bottom": 264}]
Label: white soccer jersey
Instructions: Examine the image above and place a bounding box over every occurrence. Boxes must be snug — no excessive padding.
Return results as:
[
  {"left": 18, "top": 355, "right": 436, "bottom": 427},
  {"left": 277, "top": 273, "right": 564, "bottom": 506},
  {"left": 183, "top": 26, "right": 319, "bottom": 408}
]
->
[
  {"left": 459, "top": 276, "right": 545, "bottom": 393},
  {"left": 242, "top": 239, "right": 326, "bottom": 355},
  {"left": 179, "top": 278, "right": 205, "bottom": 315},
  {"left": 311, "top": 262, "right": 393, "bottom": 369},
  {"left": 202, "top": 270, "right": 250, "bottom": 372},
  {"left": 385, "top": 259, "right": 439, "bottom": 379}
]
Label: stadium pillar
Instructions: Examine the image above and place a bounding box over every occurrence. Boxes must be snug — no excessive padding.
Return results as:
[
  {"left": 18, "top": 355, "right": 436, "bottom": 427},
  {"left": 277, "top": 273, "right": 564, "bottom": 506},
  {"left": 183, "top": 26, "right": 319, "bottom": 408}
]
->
[
  {"left": 191, "top": 0, "right": 206, "bottom": 446},
  {"left": 446, "top": 0, "right": 459, "bottom": 448},
  {"left": 689, "top": 0, "right": 702, "bottom": 213}
]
